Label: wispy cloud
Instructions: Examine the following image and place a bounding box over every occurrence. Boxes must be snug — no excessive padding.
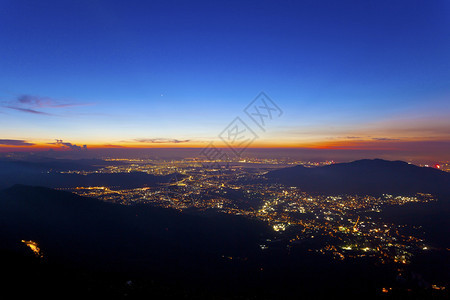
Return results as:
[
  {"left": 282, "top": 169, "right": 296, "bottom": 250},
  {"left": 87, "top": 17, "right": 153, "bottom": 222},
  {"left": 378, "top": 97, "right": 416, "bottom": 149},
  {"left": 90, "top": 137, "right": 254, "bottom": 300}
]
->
[
  {"left": 2, "top": 94, "right": 91, "bottom": 115},
  {"left": 102, "top": 144, "right": 125, "bottom": 148},
  {"left": 16, "top": 94, "right": 85, "bottom": 108},
  {"left": 134, "top": 138, "right": 191, "bottom": 144},
  {"left": 372, "top": 137, "right": 400, "bottom": 141},
  {"left": 0, "top": 139, "right": 35, "bottom": 146},
  {"left": 5, "top": 106, "right": 53, "bottom": 115},
  {"left": 49, "top": 139, "right": 87, "bottom": 150}
]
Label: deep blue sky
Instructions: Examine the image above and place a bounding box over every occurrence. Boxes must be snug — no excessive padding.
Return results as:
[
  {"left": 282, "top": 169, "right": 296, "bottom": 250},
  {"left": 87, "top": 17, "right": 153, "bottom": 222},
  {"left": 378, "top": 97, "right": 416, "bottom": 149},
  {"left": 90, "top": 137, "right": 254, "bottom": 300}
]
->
[{"left": 0, "top": 0, "right": 449, "bottom": 158}]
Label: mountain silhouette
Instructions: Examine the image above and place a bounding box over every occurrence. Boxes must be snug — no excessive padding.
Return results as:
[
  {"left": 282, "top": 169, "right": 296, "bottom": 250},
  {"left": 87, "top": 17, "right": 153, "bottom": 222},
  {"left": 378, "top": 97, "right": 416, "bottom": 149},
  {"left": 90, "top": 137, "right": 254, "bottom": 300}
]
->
[
  {"left": 0, "top": 169, "right": 183, "bottom": 189},
  {"left": 0, "top": 158, "right": 167, "bottom": 189},
  {"left": 0, "top": 185, "right": 270, "bottom": 272},
  {"left": 0, "top": 185, "right": 448, "bottom": 298},
  {"left": 266, "top": 159, "right": 450, "bottom": 195}
]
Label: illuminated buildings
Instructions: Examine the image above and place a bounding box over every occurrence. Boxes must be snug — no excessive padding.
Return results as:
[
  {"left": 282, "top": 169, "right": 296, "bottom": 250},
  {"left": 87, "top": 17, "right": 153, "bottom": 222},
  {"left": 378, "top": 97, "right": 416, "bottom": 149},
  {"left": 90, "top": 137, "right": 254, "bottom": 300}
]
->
[{"left": 57, "top": 158, "right": 437, "bottom": 265}]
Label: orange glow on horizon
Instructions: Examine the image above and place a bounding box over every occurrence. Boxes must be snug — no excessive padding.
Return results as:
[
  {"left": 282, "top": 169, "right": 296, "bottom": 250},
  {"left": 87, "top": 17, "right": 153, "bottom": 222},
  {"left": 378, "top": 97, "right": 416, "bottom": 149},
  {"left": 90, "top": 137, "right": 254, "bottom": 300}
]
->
[{"left": 1, "top": 137, "right": 449, "bottom": 154}]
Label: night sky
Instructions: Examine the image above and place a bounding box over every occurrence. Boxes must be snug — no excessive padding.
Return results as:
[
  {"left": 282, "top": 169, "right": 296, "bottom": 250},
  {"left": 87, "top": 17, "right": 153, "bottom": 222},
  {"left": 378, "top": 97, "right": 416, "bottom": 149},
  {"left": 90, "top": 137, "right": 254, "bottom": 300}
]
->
[{"left": 1, "top": 0, "right": 449, "bottom": 160}]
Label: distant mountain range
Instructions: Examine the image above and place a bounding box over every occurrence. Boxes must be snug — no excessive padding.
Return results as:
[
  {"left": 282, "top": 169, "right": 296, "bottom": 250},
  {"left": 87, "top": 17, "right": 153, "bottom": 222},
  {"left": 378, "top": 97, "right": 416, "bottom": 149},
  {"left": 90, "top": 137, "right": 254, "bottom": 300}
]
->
[
  {"left": 266, "top": 159, "right": 450, "bottom": 195},
  {"left": 0, "top": 158, "right": 179, "bottom": 189},
  {"left": 2, "top": 171, "right": 185, "bottom": 189},
  {"left": 0, "top": 157, "right": 127, "bottom": 173}
]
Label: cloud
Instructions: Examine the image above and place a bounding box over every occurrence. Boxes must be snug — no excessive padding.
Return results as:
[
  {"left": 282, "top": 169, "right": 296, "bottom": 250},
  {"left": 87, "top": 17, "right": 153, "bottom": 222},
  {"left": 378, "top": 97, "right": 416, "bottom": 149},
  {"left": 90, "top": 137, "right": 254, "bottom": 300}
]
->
[
  {"left": 5, "top": 106, "right": 53, "bottom": 115},
  {"left": 17, "top": 95, "right": 51, "bottom": 107},
  {"left": 2, "top": 94, "right": 90, "bottom": 115},
  {"left": 102, "top": 144, "right": 125, "bottom": 148},
  {"left": 16, "top": 94, "right": 82, "bottom": 108},
  {"left": 0, "top": 139, "right": 35, "bottom": 146},
  {"left": 134, "top": 138, "right": 191, "bottom": 144},
  {"left": 50, "top": 139, "right": 87, "bottom": 150},
  {"left": 372, "top": 137, "right": 400, "bottom": 141}
]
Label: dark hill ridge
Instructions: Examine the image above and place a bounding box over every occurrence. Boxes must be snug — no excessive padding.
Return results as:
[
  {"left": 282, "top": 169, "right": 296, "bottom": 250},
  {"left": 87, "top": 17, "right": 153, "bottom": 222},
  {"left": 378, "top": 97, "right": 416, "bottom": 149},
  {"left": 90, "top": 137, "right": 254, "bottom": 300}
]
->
[
  {"left": 0, "top": 185, "right": 271, "bottom": 273},
  {"left": 0, "top": 170, "right": 183, "bottom": 189},
  {"left": 0, "top": 158, "right": 129, "bottom": 175},
  {"left": 266, "top": 159, "right": 450, "bottom": 195},
  {"left": 0, "top": 157, "right": 165, "bottom": 189},
  {"left": 0, "top": 186, "right": 448, "bottom": 298}
]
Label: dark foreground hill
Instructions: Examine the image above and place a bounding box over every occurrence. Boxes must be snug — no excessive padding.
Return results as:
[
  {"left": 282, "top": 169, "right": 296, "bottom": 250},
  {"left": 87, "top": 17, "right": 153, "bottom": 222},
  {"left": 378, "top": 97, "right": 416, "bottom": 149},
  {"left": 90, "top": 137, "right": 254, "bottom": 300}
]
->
[
  {"left": 0, "top": 185, "right": 448, "bottom": 299},
  {"left": 266, "top": 159, "right": 450, "bottom": 195},
  {"left": 0, "top": 185, "right": 269, "bottom": 268}
]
